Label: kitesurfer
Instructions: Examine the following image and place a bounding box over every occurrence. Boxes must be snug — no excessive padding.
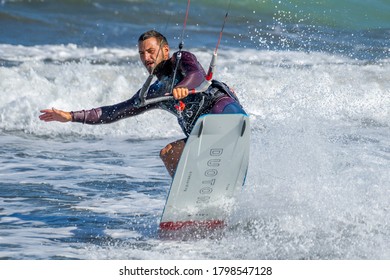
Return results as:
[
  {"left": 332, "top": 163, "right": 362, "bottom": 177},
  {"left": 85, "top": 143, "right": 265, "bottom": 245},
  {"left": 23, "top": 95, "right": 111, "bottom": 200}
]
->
[{"left": 39, "top": 30, "right": 246, "bottom": 177}]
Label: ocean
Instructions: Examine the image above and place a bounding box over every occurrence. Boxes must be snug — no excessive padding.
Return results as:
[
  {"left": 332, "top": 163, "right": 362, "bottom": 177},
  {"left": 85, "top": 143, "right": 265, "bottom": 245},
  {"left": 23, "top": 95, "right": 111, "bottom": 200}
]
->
[{"left": 0, "top": 0, "right": 389, "bottom": 260}]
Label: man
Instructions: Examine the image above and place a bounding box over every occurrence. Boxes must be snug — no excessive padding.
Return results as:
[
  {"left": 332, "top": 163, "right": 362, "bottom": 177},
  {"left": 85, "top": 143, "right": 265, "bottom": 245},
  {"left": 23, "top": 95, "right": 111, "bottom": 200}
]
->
[{"left": 39, "top": 30, "right": 246, "bottom": 177}]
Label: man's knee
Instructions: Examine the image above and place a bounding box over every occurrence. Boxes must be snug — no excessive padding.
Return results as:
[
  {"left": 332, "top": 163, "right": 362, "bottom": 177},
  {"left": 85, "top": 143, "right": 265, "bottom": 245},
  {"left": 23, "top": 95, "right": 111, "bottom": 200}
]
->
[
  {"left": 160, "top": 143, "right": 173, "bottom": 159},
  {"left": 160, "top": 140, "right": 186, "bottom": 177}
]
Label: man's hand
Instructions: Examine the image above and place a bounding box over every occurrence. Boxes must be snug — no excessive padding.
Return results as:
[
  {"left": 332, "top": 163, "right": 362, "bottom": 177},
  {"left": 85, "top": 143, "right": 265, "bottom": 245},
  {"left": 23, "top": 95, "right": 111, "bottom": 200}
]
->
[
  {"left": 39, "top": 108, "right": 72, "bottom": 122},
  {"left": 172, "top": 87, "right": 189, "bottom": 100}
]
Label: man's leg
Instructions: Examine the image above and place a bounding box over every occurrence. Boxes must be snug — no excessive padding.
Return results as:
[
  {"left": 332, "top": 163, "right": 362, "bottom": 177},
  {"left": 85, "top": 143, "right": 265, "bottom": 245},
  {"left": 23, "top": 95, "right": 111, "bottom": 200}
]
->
[{"left": 160, "top": 139, "right": 186, "bottom": 177}]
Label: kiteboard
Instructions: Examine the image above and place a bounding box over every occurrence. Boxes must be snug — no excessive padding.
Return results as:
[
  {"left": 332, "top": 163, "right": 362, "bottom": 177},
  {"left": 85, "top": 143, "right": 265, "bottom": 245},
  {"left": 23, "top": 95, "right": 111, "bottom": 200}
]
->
[{"left": 160, "top": 113, "right": 250, "bottom": 230}]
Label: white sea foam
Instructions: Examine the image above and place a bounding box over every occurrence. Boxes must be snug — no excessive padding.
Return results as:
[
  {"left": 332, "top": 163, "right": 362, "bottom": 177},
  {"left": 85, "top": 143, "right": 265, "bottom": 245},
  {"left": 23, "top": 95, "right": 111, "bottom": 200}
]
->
[
  {"left": 1, "top": 45, "right": 389, "bottom": 138},
  {"left": 1, "top": 44, "right": 389, "bottom": 259}
]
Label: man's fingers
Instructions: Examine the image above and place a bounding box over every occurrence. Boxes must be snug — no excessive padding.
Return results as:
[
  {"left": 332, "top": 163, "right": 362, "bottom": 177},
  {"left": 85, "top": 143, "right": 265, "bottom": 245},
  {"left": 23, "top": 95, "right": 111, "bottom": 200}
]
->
[
  {"left": 173, "top": 87, "right": 189, "bottom": 100},
  {"left": 40, "top": 109, "right": 53, "bottom": 114},
  {"left": 39, "top": 113, "right": 53, "bottom": 122}
]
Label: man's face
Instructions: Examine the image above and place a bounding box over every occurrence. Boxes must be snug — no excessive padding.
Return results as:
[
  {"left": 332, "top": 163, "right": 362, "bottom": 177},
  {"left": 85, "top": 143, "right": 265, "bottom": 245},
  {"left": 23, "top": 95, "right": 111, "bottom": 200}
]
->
[{"left": 138, "top": 37, "right": 169, "bottom": 74}]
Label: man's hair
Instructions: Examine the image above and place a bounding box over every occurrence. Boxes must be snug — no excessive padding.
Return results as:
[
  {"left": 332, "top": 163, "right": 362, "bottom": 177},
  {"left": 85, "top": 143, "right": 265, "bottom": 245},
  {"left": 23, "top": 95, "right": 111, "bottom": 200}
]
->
[{"left": 138, "top": 30, "right": 169, "bottom": 46}]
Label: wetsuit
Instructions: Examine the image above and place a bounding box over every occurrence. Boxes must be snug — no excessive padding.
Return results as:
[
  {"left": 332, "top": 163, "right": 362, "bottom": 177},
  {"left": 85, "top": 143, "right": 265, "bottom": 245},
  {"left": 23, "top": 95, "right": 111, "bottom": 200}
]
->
[{"left": 71, "top": 51, "right": 245, "bottom": 136}]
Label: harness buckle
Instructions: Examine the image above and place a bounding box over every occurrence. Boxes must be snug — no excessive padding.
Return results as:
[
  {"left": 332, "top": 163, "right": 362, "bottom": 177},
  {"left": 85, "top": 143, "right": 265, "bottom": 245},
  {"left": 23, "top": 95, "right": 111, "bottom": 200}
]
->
[{"left": 175, "top": 100, "right": 186, "bottom": 112}]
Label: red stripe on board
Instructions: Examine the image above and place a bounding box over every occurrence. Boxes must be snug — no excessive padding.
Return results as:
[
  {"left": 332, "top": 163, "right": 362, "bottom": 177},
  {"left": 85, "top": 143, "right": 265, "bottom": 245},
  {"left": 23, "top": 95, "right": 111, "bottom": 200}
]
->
[{"left": 160, "top": 220, "right": 224, "bottom": 231}]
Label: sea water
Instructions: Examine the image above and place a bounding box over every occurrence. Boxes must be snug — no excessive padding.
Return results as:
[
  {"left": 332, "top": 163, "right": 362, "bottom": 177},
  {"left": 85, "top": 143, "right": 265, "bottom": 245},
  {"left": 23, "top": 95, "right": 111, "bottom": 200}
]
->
[{"left": 0, "top": 0, "right": 389, "bottom": 260}]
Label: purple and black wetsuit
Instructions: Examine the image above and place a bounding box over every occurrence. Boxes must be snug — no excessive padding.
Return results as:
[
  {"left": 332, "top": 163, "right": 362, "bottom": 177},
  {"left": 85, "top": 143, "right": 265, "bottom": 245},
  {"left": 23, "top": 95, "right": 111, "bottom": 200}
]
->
[{"left": 71, "top": 51, "right": 245, "bottom": 136}]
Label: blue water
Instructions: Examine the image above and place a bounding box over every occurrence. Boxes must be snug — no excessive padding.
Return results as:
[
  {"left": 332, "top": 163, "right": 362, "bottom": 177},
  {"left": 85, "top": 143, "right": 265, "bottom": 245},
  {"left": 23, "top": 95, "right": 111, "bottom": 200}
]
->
[
  {"left": 0, "top": 0, "right": 389, "bottom": 259},
  {"left": 1, "top": 0, "right": 389, "bottom": 59}
]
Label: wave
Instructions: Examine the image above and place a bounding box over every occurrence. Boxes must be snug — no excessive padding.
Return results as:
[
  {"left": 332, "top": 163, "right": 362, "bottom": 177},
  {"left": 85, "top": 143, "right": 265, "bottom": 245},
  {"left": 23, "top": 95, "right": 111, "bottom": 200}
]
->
[
  {"left": 1, "top": 42, "right": 389, "bottom": 260},
  {"left": 0, "top": 45, "right": 388, "bottom": 139},
  {"left": 0, "top": 44, "right": 139, "bottom": 65}
]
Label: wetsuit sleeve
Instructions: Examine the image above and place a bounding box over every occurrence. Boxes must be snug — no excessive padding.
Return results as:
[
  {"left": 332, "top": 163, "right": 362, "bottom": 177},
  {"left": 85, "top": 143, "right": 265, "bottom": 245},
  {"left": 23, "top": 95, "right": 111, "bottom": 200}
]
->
[
  {"left": 70, "top": 92, "right": 158, "bottom": 124},
  {"left": 175, "top": 51, "right": 206, "bottom": 90}
]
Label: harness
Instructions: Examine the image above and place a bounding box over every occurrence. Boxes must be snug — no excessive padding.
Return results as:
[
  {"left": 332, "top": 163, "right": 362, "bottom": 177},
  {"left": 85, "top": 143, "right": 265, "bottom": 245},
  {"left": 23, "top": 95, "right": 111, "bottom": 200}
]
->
[{"left": 174, "top": 80, "right": 242, "bottom": 136}]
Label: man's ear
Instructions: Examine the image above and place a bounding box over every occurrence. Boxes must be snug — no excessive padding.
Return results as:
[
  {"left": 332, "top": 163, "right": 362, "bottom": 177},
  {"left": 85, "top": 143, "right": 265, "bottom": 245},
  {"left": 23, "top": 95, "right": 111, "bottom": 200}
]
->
[{"left": 163, "top": 45, "right": 170, "bottom": 59}]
